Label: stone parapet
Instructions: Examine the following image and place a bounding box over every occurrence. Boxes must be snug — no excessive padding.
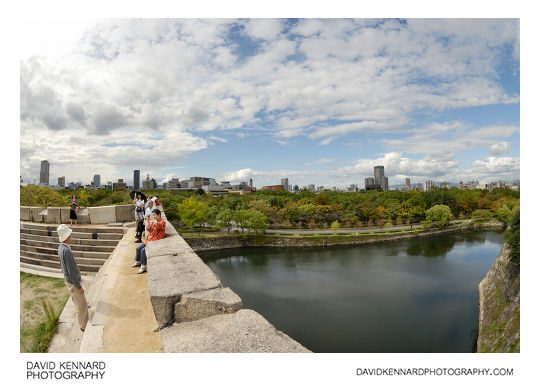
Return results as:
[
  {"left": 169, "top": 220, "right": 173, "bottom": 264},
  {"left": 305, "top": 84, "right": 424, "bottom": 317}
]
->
[
  {"left": 161, "top": 309, "right": 310, "bottom": 353},
  {"left": 20, "top": 204, "right": 133, "bottom": 224},
  {"left": 174, "top": 287, "right": 242, "bottom": 323}
]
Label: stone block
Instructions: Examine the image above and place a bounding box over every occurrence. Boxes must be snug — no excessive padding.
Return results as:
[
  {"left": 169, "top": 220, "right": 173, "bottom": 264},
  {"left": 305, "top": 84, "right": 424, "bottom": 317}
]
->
[
  {"left": 115, "top": 204, "right": 134, "bottom": 223},
  {"left": 174, "top": 287, "right": 243, "bottom": 323},
  {"left": 31, "top": 207, "right": 47, "bottom": 223},
  {"left": 88, "top": 206, "right": 116, "bottom": 224},
  {"left": 145, "top": 235, "right": 193, "bottom": 258},
  {"left": 60, "top": 208, "right": 72, "bottom": 223},
  {"left": 20, "top": 207, "right": 31, "bottom": 221},
  {"left": 77, "top": 208, "right": 90, "bottom": 224},
  {"left": 160, "top": 309, "right": 311, "bottom": 353},
  {"left": 45, "top": 207, "right": 62, "bottom": 224},
  {"left": 147, "top": 250, "right": 222, "bottom": 326}
]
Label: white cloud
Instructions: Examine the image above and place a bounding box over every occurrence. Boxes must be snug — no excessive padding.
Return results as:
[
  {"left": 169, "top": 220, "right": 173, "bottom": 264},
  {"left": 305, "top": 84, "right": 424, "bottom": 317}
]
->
[
  {"left": 20, "top": 19, "right": 519, "bottom": 184},
  {"left": 489, "top": 142, "right": 511, "bottom": 155},
  {"left": 302, "top": 158, "right": 337, "bottom": 165}
]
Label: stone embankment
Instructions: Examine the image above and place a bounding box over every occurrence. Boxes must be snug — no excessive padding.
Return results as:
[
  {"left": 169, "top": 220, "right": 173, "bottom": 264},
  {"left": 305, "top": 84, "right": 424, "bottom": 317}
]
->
[
  {"left": 144, "top": 209, "right": 310, "bottom": 352},
  {"left": 184, "top": 221, "right": 504, "bottom": 252},
  {"left": 477, "top": 244, "right": 520, "bottom": 353}
]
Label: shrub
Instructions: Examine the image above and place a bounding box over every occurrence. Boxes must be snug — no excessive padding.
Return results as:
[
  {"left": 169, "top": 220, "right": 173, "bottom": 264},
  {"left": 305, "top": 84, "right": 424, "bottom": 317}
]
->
[
  {"left": 471, "top": 209, "right": 493, "bottom": 219},
  {"left": 425, "top": 204, "right": 453, "bottom": 227},
  {"left": 330, "top": 221, "right": 340, "bottom": 230}
]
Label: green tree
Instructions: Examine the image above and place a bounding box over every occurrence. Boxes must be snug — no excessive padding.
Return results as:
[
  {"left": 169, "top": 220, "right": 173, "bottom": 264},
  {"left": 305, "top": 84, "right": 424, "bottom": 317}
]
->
[
  {"left": 330, "top": 220, "right": 340, "bottom": 230},
  {"left": 505, "top": 206, "right": 520, "bottom": 265},
  {"left": 20, "top": 185, "right": 65, "bottom": 207},
  {"left": 216, "top": 208, "right": 235, "bottom": 233},
  {"left": 177, "top": 196, "right": 208, "bottom": 227},
  {"left": 495, "top": 204, "right": 512, "bottom": 224},
  {"left": 424, "top": 204, "right": 453, "bottom": 228}
]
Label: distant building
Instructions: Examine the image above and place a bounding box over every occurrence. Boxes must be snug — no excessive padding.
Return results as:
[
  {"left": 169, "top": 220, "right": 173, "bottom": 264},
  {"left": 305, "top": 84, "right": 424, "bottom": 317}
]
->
[
  {"left": 347, "top": 184, "right": 359, "bottom": 192},
  {"left": 308, "top": 184, "right": 316, "bottom": 192},
  {"left": 113, "top": 178, "right": 127, "bottom": 190},
  {"left": 249, "top": 178, "right": 253, "bottom": 187},
  {"left": 93, "top": 174, "right": 101, "bottom": 187},
  {"left": 69, "top": 182, "right": 78, "bottom": 190},
  {"left": 162, "top": 182, "right": 167, "bottom": 190},
  {"left": 142, "top": 173, "right": 153, "bottom": 190},
  {"left": 318, "top": 186, "right": 324, "bottom": 192},
  {"left": 133, "top": 170, "right": 140, "bottom": 190},
  {"left": 167, "top": 178, "right": 181, "bottom": 190},
  {"left": 261, "top": 185, "right": 284, "bottom": 191},
  {"left": 106, "top": 181, "right": 113, "bottom": 190},
  {"left": 440, "top": 181, "right": 450, "bottom": 189},
  {"left": 424, "top": 180, "right": 435, "bottom": 191},
  {"left": 281, "top": 178, "right": 289, "bottom": 191},
  {"left": 405, "top": 178, "right": 410, "bottom": 188},
  {"left": 365, "top": 165, "right": 388, "bottom": 191},
  {"left": 203, "top": 183, "right": 228, "bottom": 196},
  {"left": 58, "top": 176, "right": 65, "bottom": 188},
  {"left": 39, "top": 160, "right": 50, "bottom": 186}
]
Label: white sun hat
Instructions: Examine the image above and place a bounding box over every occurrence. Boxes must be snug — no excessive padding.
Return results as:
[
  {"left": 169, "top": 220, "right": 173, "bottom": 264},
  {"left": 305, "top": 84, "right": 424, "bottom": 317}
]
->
[{"left": 57, "top": 224, "right": 73, "bottom": 242}]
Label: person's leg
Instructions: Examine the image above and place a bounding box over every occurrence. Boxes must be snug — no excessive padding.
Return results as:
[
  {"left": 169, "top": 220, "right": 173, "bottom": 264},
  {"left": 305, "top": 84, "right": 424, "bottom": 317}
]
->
[
  {"left": 66, "top": 283, "right": 89, "bottom": 331},
  {"left": 138, "top": 245, "right": 147, "bottom": 273}
]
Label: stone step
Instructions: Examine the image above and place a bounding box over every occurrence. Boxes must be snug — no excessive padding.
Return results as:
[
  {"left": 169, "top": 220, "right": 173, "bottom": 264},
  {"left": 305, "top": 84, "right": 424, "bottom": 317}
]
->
[
  {"left": 19, "top": 238, "right": 116, "bottom": 253},
  {"left": 19, "top": 233, "right": 119, "bottom": 247},
  {"left": 20, "top": 239, "right": 115, "bottom": 253},
  {"left": 20, "top": 228, "right": 123, "bottom": 240},
  {"left": 20, "top": 222, "right": 125, "bottom": 234},
  {"left": 20, "top": 250, "right": 107, "bottom": 267},
  {"left": 20, "top": 262, "right": 64, "bottom": 275},
  {"left": 20, "top": 244, "right": 110, "bottom": 260},
  {"left": 20, "top": 255, "right": 100, "bottom": 273}
]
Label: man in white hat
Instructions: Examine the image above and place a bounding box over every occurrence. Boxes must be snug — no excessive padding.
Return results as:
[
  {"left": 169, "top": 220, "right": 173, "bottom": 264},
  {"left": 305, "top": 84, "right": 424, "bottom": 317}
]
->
[{"left": 57, "top": 224, "right": 88, "bottom": 332}]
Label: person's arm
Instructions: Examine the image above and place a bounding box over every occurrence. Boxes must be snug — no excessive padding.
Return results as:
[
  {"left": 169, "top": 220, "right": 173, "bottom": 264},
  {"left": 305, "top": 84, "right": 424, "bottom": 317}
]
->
[{"left": 62, "top": 248, "right": 82, "bottom": 290}]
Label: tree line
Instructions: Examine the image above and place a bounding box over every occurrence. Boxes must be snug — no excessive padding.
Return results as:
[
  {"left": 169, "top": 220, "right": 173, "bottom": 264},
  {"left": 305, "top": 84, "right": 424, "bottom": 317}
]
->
[{"left": 20, "top": 184, "right": 519, "bottom": 232}]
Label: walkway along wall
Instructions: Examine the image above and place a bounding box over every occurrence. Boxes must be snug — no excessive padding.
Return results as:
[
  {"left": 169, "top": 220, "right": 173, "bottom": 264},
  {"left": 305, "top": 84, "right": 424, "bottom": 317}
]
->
[{"left": 144, "top": 208, "right": 311, "bottom": 352}]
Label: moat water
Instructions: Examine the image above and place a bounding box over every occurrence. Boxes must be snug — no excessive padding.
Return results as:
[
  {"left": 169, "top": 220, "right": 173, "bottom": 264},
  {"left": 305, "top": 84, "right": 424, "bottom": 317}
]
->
[{"left": 200, "top": 230, "right": 503, "bottom": 353}]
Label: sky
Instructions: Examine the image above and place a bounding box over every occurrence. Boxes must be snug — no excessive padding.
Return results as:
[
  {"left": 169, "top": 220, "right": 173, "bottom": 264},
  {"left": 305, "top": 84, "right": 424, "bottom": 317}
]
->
[{"left": 19, "top": 18, "right": 520, "bottom": 189}]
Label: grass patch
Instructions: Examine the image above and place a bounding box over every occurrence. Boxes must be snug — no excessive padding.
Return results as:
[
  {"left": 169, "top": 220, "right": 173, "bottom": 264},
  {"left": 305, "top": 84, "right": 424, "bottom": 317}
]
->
[{"left": 20, "top": 272, "right": 70, "bottom": 353}]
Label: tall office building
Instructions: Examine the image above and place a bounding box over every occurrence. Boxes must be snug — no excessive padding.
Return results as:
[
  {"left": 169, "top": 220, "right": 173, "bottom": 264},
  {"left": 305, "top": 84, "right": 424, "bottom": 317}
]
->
[
  {"left": 281, "top": 178, "right": 289, "bottom": 191},
  {"left": 249, "top": 178, "right": 253, "bottom": 187},
  {"left": 365, "top": 165, "right": 388, "bottom": 191},
  {"left": 39, "top": 160, "right": 49, "bottom": 186},
  {"left": 424, "top": 180, "right": 435, "bottom": 191},
  {"left": 58, "top": 176, "right": 65, "bottom": 187},
  {"left": 93, "top": 174, "right": 101, "bottom": 187},
  {"left": 405, "top": 178, "right": 410, "bottom": 188},
  {"left": 133, "top": 170, "right": 140, "bottom": 190}
]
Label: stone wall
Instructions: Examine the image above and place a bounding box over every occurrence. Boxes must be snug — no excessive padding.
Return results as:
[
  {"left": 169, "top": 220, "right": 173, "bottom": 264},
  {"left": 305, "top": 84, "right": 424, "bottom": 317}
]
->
[
  {"left": 144, "top": 208, "right": 311, "bottom": 352},
  {"left": 477, "top": 244, "right": 520, "bottom": 352},
  {"left": 185, "top": 222, "right": 505, "bottom": 252},
  {"left": 20, "top": 205, "right": 134, "bottom": 224}
]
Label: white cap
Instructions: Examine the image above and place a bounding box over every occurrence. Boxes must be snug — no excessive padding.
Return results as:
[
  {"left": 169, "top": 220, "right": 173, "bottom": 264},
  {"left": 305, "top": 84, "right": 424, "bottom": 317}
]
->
[{"left": 57, "top": 224, "right": 73, "bottom": 242}]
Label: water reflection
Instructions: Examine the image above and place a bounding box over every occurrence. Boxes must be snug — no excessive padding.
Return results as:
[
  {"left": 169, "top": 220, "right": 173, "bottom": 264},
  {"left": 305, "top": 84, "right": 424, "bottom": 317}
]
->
[{"left": 200, "top": 231, "right": 502, "bottom": 353}]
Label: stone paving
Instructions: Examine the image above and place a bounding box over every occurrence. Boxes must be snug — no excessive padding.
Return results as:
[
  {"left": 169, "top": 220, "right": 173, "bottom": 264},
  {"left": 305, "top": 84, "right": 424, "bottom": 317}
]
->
[{"left": 49, "top": 228, "right": 163, "bottom": 353}]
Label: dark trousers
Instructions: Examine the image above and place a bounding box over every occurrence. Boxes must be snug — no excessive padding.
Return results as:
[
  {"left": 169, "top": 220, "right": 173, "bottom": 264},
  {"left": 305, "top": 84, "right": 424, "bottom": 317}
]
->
[
  {"left": 135, "top": 243, "right": 148, "bottom": 265},
  {"left": 136, "top": 220, "right": 144, "bottom": 239}
]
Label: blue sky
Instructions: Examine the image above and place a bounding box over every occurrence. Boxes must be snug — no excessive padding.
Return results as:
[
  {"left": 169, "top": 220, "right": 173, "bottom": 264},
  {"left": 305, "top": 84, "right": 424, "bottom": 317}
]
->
[{"left": 20, "top": 18, "right": 520, "bottom": 188}]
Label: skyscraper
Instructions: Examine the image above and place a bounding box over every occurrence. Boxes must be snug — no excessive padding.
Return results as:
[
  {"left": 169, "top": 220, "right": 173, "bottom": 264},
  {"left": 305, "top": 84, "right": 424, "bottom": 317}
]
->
[
  {"left": 405, "top": 178, "right": 410, "bottom": 188},
  {"left": 281, "top": 178, "right": 289, "bottom": 191},
  {"left": 58, "top": 176, "right": 65, "bottom": 188},
  {"left": 133, "top": 170, "right": 140, "bottom": 190},
  {"left": 365, "top": 165, "right": 388, "bottom": 191},
  {"left": 93, "top": 174, "right": 101, "bottom": 187},
  {"left": 39, "top": 160, "right": 49, "bottom": 186}
]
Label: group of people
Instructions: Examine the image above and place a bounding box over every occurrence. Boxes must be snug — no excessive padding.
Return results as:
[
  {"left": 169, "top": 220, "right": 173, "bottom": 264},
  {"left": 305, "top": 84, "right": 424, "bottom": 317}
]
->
[
  {"left": 55, "top": 192, "right": 167, "bottom": 334},
  {"left": 132, "top": 193, "right": 165, "bottom": 273}
]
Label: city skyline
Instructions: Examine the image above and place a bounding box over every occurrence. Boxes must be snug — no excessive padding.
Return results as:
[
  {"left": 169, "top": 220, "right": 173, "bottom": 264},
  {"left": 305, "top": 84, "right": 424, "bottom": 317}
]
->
[{"left": 20, "top": 19, "right": 520, "bottom": 188}]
